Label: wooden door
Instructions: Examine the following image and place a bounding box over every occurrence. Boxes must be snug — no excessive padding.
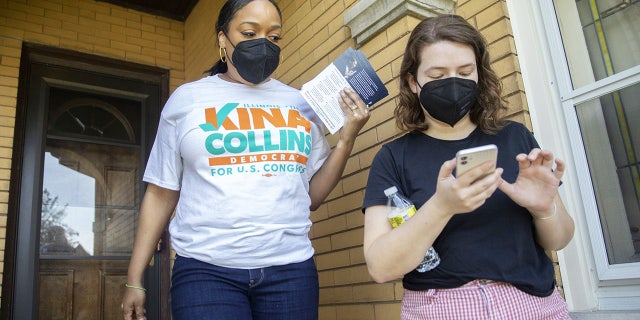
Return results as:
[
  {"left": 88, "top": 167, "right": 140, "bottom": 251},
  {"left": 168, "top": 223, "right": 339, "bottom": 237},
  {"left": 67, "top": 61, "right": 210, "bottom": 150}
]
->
[
  {"left": 38, "top": 137, "right": 140, "bottom": 320},
  {"left": 2, "top": 44, "right": 170, "bottom": 320}
]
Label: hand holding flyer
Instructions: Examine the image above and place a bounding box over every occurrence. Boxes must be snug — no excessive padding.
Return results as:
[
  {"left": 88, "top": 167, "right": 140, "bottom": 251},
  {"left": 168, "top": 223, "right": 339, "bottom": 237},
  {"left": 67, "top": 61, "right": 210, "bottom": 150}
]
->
[{"left": 301, "top": 48, "right": 389, "bottom": 134}]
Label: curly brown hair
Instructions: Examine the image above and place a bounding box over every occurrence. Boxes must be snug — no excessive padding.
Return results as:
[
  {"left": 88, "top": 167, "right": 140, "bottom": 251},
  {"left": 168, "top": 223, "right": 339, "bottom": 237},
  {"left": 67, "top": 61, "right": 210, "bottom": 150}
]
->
[{"left": 396, "top": 14, "right": 507, "bottom": 134}]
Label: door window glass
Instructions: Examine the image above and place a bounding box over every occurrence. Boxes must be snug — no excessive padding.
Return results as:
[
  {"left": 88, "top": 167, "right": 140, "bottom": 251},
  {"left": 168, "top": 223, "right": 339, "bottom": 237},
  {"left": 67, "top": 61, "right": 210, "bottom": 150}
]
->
[{"left": 39, "top": 87, "right": 141, "bottom": 319}]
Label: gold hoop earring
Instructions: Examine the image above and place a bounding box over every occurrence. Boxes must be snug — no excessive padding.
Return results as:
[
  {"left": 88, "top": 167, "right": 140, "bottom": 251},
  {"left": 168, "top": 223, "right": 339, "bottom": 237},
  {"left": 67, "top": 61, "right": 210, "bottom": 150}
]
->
[{"left": 219, "top": 47, "right": 227, "bottom": 63}]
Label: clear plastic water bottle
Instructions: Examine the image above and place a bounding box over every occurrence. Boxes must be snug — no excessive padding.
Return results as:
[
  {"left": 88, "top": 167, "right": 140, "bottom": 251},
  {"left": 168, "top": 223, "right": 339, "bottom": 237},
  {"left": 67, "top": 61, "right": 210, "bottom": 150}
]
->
[{"left": 384, "top": 186, "right": 440, "bottom": 272}]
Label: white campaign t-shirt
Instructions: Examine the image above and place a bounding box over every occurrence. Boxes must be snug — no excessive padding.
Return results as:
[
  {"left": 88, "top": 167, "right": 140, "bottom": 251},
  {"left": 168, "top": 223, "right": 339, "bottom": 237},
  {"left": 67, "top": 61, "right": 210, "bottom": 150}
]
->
[{"left": 143, "top": 75, "right": 331, "bottom": 268}]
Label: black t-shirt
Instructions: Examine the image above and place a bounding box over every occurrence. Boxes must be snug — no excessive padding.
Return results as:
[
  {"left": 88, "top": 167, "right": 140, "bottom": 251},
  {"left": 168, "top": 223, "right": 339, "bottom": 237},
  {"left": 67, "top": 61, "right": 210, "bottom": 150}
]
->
[{"left": 362, "top": 121, "right": 556, "bottom": 297}]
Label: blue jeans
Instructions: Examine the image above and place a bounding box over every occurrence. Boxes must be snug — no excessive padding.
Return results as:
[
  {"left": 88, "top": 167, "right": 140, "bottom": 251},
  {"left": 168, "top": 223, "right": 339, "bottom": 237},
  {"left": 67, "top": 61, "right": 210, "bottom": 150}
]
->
[{"left": 170, "top": 255, "right": 319, "bottom": 320}]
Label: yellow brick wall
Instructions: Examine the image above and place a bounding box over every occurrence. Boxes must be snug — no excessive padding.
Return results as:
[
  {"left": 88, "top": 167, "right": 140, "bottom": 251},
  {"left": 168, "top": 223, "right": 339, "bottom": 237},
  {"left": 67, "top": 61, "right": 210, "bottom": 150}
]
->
[
  {"left": 184, "top": 0, "right": 222, "bottom": 82},
  {"left": 0, "top": 0, "right": 187, "bottom": 303},
  {"left": 458, "top": 0, "right": 532, "bottom": 126},
  {"left": 304, "top": 11, "right": 421, "bottom": 319}
]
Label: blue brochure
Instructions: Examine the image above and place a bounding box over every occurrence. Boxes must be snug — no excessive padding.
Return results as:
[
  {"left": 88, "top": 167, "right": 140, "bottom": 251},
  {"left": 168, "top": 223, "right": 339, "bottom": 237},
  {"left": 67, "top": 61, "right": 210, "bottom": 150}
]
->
[{"left": 301, "top": 47, "right": 389, "bottom": 134}]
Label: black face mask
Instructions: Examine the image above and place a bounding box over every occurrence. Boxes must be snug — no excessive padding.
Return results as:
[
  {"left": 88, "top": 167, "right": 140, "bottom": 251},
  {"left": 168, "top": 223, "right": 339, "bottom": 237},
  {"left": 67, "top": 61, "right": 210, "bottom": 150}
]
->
[
  {"left": 227, "top": 36, "right": 280, "bottom": 84},
  {"left": 417, "top": 77, "right": 479, "bottom": 127}
]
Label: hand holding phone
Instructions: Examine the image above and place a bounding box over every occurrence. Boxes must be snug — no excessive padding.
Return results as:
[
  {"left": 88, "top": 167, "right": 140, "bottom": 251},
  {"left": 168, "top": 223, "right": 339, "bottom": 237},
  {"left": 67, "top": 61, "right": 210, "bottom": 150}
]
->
[{"left": 455, "top": 144, "right": 498, "bottom": 180}]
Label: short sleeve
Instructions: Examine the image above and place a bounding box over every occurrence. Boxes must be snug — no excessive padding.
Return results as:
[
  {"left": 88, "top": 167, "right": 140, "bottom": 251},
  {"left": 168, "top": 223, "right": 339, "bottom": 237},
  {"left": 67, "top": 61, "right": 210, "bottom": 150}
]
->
[
  {"left": 362, "top": 145, "right": 402, "bottom": 212},
  {"left": 143, "top": 114, "right": 182, "bottom": 190}
]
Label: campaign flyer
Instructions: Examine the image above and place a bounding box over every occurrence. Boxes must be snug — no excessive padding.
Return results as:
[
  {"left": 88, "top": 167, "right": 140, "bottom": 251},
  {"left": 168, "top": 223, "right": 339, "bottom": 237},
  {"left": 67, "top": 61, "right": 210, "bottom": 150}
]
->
[{"left": 301, "top": 48, "right": 388, "bottom": 134}]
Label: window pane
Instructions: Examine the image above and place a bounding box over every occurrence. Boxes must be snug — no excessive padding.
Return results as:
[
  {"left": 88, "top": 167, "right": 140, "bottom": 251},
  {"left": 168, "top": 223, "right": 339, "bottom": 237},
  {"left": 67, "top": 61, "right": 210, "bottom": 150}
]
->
[
  {"left": 41, "top": 140, "right": 141, "bottom": 257},
  {"left": 53, "top": 105, "right": 133, "bottom": 141},
  {"left": 576, "top": 82, "right": 640, "bottom": 264},
  {"left": 558, "top": 0, "right": 640, "bottom": 87},
  {"left": 47, "top": 87, "right": 140, "bottom": 144}
]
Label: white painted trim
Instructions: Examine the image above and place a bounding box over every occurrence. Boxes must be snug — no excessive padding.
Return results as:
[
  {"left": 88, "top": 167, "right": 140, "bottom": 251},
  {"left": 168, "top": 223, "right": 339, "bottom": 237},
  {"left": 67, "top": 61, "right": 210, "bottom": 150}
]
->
[{"left": 561, "top": 66, "right": 640, "bottom": 104}]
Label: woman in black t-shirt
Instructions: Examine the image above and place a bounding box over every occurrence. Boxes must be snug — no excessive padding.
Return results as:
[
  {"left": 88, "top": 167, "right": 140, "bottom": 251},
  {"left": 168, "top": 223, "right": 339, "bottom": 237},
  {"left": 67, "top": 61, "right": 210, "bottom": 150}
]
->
[{"left": 362, "top": 14, "right": 575, "bottom": 319}]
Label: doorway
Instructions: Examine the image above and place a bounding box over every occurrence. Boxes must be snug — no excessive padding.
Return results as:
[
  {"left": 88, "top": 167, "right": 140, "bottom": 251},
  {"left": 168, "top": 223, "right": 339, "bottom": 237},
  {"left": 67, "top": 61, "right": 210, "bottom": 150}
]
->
[{"left": 2, "top": 43, "right": 170, "bottom": 320}]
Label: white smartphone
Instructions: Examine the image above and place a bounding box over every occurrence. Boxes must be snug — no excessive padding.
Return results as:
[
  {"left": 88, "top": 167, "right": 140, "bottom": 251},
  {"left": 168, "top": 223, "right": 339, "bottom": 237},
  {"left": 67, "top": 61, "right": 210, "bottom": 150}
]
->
[{"left": 455, "top": 144, "right": 498, "bottom": 179}]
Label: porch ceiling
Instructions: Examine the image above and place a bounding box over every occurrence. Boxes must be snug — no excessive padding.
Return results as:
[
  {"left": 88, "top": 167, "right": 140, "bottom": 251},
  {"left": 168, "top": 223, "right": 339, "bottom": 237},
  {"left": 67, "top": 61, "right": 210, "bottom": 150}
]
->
[{"left": 96, "top": 0, "right": 200, "bottom": 21}]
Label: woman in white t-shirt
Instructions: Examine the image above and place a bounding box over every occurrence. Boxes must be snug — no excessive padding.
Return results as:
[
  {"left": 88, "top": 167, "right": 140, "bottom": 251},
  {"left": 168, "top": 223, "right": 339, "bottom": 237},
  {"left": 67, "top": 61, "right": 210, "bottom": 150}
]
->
[{"left": 121, "top": 1, "right": 370, "bottom": 319}]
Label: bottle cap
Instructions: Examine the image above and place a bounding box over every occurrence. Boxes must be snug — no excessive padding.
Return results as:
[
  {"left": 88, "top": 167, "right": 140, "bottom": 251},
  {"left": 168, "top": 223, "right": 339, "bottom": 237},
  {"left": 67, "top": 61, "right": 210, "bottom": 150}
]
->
[{"left": 384, "top": 186, "right": 398, "bottom": 196}]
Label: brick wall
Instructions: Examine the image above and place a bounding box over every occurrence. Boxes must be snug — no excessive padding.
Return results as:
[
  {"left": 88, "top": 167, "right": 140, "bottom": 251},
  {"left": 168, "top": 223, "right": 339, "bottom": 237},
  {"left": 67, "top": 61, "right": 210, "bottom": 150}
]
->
[
  {"left": 0, "top": 0, "right": 187, "bottom": 303},
  {"left": 184, "top": 0, "right": 221, "bottom": 82},
  {"left": 457, "top": 0, "right": 532, "bottom": 126}
]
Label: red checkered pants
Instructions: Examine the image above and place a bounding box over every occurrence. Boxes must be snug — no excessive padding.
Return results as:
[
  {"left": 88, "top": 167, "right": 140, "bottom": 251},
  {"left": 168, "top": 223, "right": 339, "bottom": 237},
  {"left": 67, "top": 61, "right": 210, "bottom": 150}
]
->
[{"left": 401, "top": 280, "right": 571, "bottom": 320}]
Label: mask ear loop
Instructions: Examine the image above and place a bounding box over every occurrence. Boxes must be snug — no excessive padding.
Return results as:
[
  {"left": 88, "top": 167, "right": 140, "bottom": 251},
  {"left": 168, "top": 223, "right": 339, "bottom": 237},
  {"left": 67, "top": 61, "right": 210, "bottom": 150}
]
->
[
  {"left": 413, "top": 75, "right": 426, "bottom": 110},
  {"left": 412, "top": 73, "right": 423, "bottom": 91},
  {"left": 414, "top": 77, "right": 424, "bottom": 104}
]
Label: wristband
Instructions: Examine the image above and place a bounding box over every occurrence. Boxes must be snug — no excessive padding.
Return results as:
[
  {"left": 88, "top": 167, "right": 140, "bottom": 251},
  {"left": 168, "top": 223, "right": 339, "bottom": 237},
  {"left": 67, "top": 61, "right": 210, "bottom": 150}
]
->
[
  {"left": 535, "top": 203, "right": 557, "bottom": 220},
  {"left": 125, "top": 283, "right": 147, "bottom": 292}
]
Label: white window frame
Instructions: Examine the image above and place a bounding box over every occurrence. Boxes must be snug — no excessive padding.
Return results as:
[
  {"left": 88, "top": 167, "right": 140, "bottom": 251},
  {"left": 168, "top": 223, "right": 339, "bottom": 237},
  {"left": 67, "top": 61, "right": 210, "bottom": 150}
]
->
[{"left": 506, "top": 0, "right": 640, "bottom": 312}]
